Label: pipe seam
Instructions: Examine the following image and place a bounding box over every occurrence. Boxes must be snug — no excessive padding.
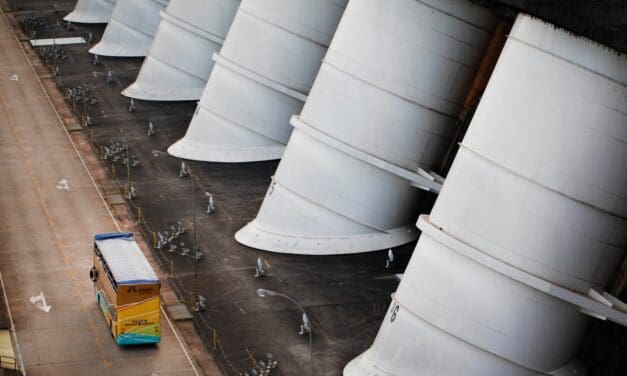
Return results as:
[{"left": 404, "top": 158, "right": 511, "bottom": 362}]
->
[
  {"left": 212, "top": 52, "right": 308, "bottom": 102},
  {"left": 192, "top": 97, "right": 290, "bottom": 146},
  {"left": 418, "top": 215, "right": 627, "bottom": 326},
  {"left": 506, "top": 36, "right": 627, "bottom": 87},
  {"left": 291, "top": 115, "right": 442, "bottom": 193},
  {"left": 321, "top": 59, "right": 459, "bottom": 120},
  {"left": 266, "top": 176, "right": 392, "bottom": 234},
  {"left": 388, "top": 293, "right": 548, "bottom": 374},
  {"left": 158, "top": 10, "right": 226, "bottom": 45},
  {"left": 238, "top": 7, "right": 332, "bottom": 49},
  {"left": 459, "top": 143, "right": 627, "bottom": 222}
]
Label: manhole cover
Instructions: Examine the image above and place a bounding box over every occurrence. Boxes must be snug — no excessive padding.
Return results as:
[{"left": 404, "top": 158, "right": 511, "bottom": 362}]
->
[
  {"left": 166, "top": 303, "right": 193, "bottom": 321},
  {"left": 106, "top": 193, "right": 126, "bottom": 205},
  {"left": 65, "top": 121, "right": 83, "bottom": 132}
]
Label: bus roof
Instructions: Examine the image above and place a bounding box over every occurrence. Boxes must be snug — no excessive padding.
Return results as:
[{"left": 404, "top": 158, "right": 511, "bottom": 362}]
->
[{"left": 94, "top": 233, "right": 159, "bottom": 285}]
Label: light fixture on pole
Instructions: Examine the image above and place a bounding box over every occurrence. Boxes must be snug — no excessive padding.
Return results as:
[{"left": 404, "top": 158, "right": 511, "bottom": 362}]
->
[{"left": 256, "top": 288, "right": 313, "bottom": 376}]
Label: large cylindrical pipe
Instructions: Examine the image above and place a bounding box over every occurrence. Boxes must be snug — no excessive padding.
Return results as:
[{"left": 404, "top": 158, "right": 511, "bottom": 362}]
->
[
  {"left": 64, "top": 0, "right": 117, "bottom": 24},
  {"left": 345, "top": 13, "right": 627, "bottom": 375},
  {"left": 235, "top": 0, "right": 498, "bottom": 254},
  {"left": 167, "top": 0, "right": 348, "bottom": 162},
  {"left": 89, "top": 0, "right": 168, "bottom": 57},
  {"left": 121, "top": 0, "right": 240, "bottom": 101}
]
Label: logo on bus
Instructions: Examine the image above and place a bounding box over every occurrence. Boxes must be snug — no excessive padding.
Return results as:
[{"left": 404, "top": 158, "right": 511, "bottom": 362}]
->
[{"left": 127, "top": 286, "right": 153, "bottom": 293}]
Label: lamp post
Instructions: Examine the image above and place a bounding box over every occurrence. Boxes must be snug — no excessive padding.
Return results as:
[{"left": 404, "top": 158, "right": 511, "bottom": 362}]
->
[{"left": 256, "top": 288, "right": 313, "bottom": 376}]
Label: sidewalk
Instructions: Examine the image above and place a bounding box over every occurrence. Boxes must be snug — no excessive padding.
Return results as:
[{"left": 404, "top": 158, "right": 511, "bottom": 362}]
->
[{"left": 0, "top": 7, "right": 204, "bottom": 375}]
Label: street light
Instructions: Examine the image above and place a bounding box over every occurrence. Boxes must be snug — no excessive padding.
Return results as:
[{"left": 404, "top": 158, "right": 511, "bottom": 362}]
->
[{"left": 256, "top": 288, "right": 313, "bottom": 376}]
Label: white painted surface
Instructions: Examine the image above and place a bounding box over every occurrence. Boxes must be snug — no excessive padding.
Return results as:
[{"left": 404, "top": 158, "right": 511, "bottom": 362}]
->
[
  {"left": 89, "top": 0, "right": 168, "bottom": 57},
  {"left": 95, "top": 234, "right": 159, "bottom": 284},
  {"left": 168, "top": 0, "right": 347, "bottom": 161},
  {"left": 122, "top": 0, "right": 240, "bottom": 101},
  {"left": 30, "top": 37, "right": 86, "bottom": 46},
  {"left": 64, "top": 0, "right": 117, "bottom": 24},
  {"left": 236, "top": 0, "right": 497, "bottom": 254},
  {"left": 345, "top": 14, "right": 627, "bottom": 375}
]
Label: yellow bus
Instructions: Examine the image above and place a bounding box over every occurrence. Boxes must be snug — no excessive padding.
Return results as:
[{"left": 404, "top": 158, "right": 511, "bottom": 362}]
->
[{"left": 90, "top": 233, "right": 161, "bottom": 345}]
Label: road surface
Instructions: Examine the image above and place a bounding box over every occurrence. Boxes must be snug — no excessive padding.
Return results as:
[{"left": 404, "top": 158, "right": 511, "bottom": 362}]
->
[{"left": 0, "top": 8, "right": 203, "bottom": 376}]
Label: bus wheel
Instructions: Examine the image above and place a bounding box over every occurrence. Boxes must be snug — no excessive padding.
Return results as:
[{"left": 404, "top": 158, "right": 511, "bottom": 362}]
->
[{"left": 89, "top": 267, "right": 99, "bottom": 282}]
